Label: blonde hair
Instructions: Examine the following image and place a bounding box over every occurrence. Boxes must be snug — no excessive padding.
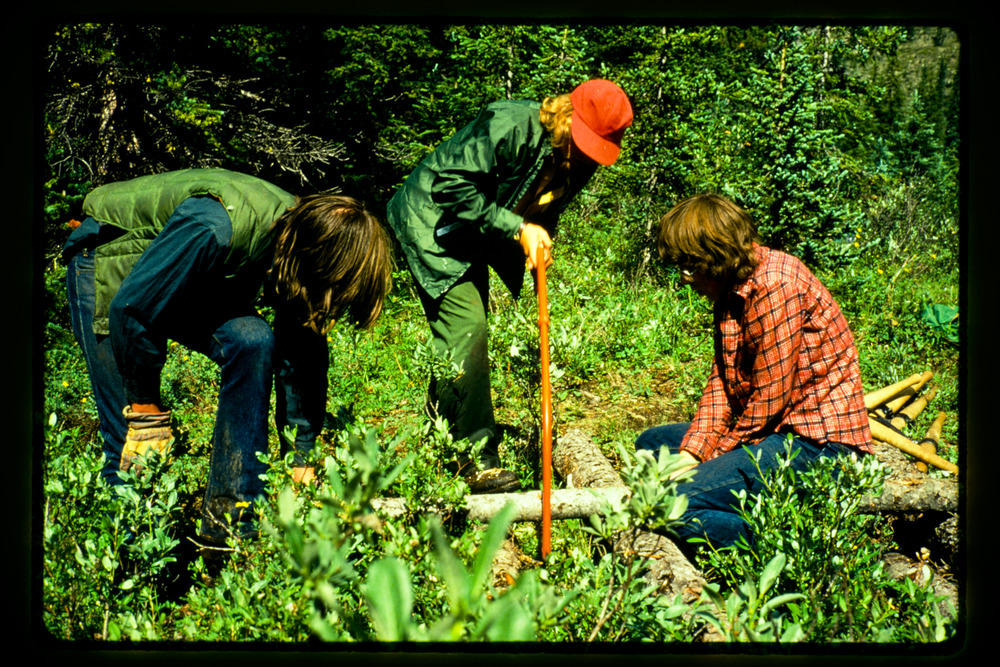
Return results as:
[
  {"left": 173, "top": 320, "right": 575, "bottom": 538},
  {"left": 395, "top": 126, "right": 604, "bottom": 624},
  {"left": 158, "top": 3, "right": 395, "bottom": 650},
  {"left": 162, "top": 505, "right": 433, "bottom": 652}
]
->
[
  {"left": 539, "top": 93, "right": 574, "bottom": 156},
  {"left": 657, "top": 194, "right": 760, "bottom": 282},
  {"left": 269, "top": 194, "right": 392, "bottom": 334}
]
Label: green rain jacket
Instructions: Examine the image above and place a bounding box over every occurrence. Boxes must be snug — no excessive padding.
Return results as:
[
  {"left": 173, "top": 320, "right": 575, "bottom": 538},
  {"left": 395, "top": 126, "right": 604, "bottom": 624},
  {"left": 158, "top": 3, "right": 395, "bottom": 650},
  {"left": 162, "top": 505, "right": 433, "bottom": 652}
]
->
[
  {"left": 386, "top": 100, "right": 588, "bottom": 300},
  {"left": 81, "top": 168, "right": 297, "bottom": 335}
]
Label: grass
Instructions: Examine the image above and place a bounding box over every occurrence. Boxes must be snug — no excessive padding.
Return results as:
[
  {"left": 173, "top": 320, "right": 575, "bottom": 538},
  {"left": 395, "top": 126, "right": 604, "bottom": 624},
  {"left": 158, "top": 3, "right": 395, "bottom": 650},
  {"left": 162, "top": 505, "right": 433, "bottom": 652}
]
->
[{"left": 38, "top": 198, "right": 961, "bottom": 642}]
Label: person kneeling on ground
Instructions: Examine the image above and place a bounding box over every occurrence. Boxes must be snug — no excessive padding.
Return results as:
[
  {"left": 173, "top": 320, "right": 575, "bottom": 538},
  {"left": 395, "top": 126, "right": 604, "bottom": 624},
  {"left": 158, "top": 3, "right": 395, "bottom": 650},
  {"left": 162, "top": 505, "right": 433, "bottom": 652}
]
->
[
  {"left": 635, "top": 193, "right": 873, "bottom": 552},
  {"left": 62, "top": 168, "right": 392, "bottom": 547}
]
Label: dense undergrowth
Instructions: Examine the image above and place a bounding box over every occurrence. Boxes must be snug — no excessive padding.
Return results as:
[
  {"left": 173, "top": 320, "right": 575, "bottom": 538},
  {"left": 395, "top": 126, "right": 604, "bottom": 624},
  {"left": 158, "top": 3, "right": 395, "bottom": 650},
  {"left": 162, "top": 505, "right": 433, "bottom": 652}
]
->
[
  {"left": 39, "top": 200, "right": 961, "bottom": 644},
  {"left": 38, "top": 23, "right": 961, "bottom": 647}
]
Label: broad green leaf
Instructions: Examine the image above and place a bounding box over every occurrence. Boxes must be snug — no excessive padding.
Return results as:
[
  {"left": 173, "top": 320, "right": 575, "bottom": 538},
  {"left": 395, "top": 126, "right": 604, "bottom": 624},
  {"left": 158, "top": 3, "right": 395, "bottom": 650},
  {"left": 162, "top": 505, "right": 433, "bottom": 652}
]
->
[
  {"left": 758, "top": 552, "right": 786, "bottom": 596},
  {"left": 470, "top": 503, "right": 517, "bottom": 597},
  {"left": 365, "top": 557, "right": 414, "bottom": 641},
  {"left": 430, "top": 517, "right": 470, "bottom": 610}
]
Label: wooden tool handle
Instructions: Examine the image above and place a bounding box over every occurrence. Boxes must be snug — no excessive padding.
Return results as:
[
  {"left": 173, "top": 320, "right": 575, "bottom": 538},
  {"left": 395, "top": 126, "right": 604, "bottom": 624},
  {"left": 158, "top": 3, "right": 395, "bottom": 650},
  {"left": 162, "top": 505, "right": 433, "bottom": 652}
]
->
[
  {"left": 915, "top": 411, "right": 947, "bottom": 474},
  {"left": 536, "top": 244, "right": 553, "bottom": 561},
  {"left": 869, "top": 417, "right": 957, "bottom": 474},
  {"left": 882, "top": 375, "right": 934, "bottom": 415},
  {"left": 898, "top": 385, "right": 938, "bottom": 421},
  {"left": 864, "top": 371, "right": 933, "bottom": 410}
]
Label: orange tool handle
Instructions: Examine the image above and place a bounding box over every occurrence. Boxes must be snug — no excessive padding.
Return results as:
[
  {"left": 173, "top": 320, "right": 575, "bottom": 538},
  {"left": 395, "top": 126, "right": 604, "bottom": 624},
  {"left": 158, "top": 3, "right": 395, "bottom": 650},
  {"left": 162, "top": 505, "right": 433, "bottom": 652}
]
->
[{"left": 536, "top": 247, "right": 553, "bottom": 561}]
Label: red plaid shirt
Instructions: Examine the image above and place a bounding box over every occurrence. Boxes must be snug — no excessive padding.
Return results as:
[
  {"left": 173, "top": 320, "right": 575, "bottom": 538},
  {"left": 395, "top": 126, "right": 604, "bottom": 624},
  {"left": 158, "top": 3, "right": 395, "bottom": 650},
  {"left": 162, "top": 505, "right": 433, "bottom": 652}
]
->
[{"left": 681, "top": 245, "right": 873, "bottom": 462}]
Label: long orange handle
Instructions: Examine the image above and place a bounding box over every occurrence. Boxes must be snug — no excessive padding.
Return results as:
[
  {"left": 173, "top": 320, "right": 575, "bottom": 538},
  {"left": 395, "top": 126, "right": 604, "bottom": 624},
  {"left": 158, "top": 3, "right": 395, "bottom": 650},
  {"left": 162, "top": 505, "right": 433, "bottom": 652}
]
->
[{"left": 536, "top": 247, "right": 553, "bottom": 561}]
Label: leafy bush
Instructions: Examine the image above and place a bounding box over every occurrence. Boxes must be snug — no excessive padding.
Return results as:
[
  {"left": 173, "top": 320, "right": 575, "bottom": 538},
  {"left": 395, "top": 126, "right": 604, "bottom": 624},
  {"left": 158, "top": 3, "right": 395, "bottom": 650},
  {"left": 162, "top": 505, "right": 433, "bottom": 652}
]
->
[
  {"left": 695, "top": 440, "right": 957, "bottom": 642},
  {"left": 38, "top": 23, "right": 960, "bottom": 645}
]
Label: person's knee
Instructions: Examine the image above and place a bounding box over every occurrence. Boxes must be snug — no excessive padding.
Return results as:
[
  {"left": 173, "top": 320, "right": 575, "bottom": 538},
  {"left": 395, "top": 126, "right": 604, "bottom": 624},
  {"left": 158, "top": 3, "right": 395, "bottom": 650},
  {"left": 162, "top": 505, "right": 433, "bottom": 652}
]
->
[
  {"left": 635, "top": 422, "right": 688, "bottom": 454},
  {"left": 225, "top": 317, "right": 275, "bottom": 365}
]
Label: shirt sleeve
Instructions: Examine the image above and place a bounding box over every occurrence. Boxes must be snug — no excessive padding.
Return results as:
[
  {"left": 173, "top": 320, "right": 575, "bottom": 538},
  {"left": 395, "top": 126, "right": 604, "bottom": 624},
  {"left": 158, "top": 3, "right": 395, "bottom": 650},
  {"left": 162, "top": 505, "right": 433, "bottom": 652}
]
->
[
  {"left": 680, "top": 358, "right": 733, "bottom": 460},
  {"left": 712, "top": 283, "right": 804, "bottom": 458},
  {"left": 272, "top": 310, "right": 329, "bottom": 465},
  {"left": 107, "top": 198, "right": 232, "bottom": 405},
  {"left": 428, "top": 111, "right": 529, "bottom": 240}
]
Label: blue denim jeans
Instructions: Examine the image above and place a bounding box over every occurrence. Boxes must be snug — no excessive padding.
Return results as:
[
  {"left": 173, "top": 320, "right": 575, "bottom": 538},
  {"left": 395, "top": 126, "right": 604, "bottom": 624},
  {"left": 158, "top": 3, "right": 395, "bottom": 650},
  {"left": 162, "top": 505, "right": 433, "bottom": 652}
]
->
[
  {"left": 635, "top": 423, "right": 853, "bottom": 549},
  {"left": 66, "top": 239, "right": 274, "bottom": 537}
]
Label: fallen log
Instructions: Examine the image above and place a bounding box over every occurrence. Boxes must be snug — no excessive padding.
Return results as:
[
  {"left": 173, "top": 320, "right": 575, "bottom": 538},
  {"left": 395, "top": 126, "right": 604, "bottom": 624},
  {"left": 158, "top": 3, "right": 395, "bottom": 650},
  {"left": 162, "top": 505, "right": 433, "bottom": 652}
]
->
[
  {"left": 365, "top": 474, "right": 955, "bottom": 524},
  {"left": 858, "top": 477, "right": 957, "bottom": 513},
  {"left": 551, "top": 428, "right": 718, "bottom": 640},
  {"left": 370, "top": 487, "right": 629, "bottom": 522}
]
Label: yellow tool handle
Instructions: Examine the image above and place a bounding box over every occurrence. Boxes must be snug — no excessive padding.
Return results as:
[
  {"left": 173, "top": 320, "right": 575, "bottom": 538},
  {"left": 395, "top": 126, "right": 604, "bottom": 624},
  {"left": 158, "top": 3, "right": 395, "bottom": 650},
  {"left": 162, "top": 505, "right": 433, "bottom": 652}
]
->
[
  {"left": 869, "top": 417, "right": 957, "bottom": 474},
  {"left": 864, "top": 371, "right": 933, "bottom": 410}
]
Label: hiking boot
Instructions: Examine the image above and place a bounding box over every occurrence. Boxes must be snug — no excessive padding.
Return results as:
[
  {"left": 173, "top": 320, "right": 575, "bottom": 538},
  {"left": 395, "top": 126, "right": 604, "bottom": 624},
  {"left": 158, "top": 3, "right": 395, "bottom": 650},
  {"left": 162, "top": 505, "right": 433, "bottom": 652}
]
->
[
  {"left": 464, "top": 466, "right": 521, "bottom": 494},
  {"left": 457, "top": 428, "right": 521, "bottom": 494},
  {"left": 192, "top": 495, "right": 259, "bottom": 549}
]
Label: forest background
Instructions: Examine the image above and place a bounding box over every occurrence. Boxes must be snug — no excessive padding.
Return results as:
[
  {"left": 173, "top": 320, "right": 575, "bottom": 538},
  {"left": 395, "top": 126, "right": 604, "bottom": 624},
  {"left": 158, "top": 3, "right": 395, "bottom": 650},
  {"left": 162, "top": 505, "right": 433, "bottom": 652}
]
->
[{"left": 19, "top": 17, "right": 983, "bottom": 650}]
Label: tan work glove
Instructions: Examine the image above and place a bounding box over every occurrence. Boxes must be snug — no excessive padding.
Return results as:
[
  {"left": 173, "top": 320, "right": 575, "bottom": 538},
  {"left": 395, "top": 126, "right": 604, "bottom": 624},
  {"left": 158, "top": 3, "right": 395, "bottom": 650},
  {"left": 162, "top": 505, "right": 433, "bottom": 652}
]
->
[
  {"left": 121, "top": 406, "right": 175, "bottom": 473},
  {"left": 517, "top": 222, "right": 553, "bottom": 271}
]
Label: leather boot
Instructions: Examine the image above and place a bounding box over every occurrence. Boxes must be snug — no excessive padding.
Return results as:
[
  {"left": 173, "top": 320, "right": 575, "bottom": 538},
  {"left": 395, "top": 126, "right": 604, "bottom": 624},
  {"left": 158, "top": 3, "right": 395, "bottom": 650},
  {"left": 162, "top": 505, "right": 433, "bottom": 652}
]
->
[{"left": 458, "top": 428, "right": 521, "bottom": 494}]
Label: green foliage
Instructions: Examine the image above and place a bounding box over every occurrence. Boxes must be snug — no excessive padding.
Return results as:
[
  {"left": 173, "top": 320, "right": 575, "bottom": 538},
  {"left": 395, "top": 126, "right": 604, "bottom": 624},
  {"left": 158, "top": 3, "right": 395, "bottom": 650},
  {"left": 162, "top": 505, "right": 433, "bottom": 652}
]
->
[
  {"left": 43, "top": 414, "right": 182, "bottom": 640},
  {"left": 39, "top": 23, "right": 960, "bottom": 645},
  {"left": 696, "top": 553, "right": 806, "bottom": 642},
  {"left": 695, "top": 440, "right": 957, "bottom": 642}
]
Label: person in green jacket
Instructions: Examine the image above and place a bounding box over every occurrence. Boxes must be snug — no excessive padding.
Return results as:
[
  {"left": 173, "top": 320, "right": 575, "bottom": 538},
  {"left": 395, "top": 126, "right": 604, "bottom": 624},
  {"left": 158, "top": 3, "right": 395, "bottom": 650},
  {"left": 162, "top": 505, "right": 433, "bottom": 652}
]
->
[
  {"left": 62, "top": 168, "right": 392, "bottom": 546},
  {"left": 386, "top": 79, "right": 633, "bottom": 493}
]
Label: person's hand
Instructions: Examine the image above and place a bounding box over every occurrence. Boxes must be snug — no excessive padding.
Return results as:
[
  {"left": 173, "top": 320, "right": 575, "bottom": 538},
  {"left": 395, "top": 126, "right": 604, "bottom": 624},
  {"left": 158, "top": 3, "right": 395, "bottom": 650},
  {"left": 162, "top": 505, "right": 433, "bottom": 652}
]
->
[
  {"left": 518, "top": 222, "right": 552, "bottom": 271},
  {"left": 121, "top": 405, "right": 175, "bottom": 473},
  {"left": 670, "top": 450, "right": 700, "bottom": 481},
  {"left": 291, "top": 466, "right": 317, "bottom": 485}
]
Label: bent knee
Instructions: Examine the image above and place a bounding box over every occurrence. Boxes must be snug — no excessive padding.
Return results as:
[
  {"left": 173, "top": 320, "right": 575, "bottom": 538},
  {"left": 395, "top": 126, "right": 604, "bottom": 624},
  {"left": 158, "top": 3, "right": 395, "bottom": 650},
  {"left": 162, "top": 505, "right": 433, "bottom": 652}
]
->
[{"left": 223, "top": 317, "right": 275, "bottom": 359}]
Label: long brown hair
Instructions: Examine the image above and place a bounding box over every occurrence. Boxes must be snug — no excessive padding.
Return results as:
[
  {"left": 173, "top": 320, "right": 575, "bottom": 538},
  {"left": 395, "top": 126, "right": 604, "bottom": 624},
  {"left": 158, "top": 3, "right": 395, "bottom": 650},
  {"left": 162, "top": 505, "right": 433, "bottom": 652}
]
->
[
  {"left": 657, "top": 193, "right": 760, "bottom": 282},
  {"left": 269, "top": 194, "right": 392, "bottom": 334}
]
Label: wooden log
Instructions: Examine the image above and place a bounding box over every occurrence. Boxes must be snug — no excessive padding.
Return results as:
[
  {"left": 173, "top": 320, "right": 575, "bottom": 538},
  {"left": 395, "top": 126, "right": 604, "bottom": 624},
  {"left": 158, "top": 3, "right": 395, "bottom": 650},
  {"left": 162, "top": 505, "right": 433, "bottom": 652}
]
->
[
  {"left": 366, "top": 474, "right": 955, "bottom": 524},
  {"left": 551, "top": 428, "right": 721, "bottom": 641},
  {"left": 857, "top": 476, "right": 957, "bottom": 513},
  {"left": 864, "top": 371, "right": 933, "bottom": 410},
  {"left": 370, "top": 487, "right": 629, "bottom": 523}
]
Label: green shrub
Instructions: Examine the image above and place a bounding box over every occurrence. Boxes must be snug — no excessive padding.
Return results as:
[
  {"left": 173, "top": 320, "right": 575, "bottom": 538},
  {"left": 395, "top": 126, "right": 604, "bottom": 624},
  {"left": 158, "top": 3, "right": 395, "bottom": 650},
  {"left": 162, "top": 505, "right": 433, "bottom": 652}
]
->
[{"left": 695, "top": 439, "right": 957, "bottom": 642}]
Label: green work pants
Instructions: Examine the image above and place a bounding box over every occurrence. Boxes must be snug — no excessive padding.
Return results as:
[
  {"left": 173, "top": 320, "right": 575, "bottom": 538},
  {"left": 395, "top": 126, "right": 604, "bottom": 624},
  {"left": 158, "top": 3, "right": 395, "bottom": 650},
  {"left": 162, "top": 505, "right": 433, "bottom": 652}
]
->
[{"left": 417, "top": 263, "right": 496, "bottom": 446}]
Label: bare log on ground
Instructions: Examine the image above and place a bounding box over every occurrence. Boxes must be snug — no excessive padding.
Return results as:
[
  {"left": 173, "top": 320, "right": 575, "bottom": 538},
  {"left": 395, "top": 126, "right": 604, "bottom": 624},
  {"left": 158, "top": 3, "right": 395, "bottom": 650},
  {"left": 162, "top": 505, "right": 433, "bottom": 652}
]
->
[
  {"left": 370, "top": 487, "right": 629, "bottom": 522},
  {"left": 551, "top": 428, "right": 717, "bottom": 638},
  {"left": 365, "top": 474, "right": 955, "bottom": 524},
  {"left": 859, "top": 477, "right": 958, "bottom": 514}
]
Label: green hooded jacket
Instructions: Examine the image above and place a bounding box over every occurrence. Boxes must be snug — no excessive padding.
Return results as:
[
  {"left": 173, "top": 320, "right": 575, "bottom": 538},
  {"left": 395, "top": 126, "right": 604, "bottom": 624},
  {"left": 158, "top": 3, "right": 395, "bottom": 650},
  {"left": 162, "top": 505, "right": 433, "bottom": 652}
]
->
[
  {"left": 82, "top": 168, "right": 297, "bottom": 335},
  {"left": 386, "top": 100, "right": 587, "bottom": 300}
]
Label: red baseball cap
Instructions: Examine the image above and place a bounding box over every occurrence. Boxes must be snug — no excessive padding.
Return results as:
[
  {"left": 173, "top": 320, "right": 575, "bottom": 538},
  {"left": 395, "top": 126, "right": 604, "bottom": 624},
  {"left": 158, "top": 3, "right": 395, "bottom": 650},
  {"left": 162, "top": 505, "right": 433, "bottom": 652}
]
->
[{"left": 570, "top": 79, "right": 633, "bottom": 165}]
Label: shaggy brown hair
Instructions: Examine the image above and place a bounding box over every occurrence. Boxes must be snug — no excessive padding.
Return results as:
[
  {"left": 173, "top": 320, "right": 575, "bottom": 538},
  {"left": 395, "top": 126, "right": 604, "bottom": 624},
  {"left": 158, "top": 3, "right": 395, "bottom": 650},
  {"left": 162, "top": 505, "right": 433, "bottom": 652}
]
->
[
  {"left": 269, "top": 194, "right": 392, "bottom": 334},
  {"left": 657, "top": 193, "right": 760, "bottom": 282}
]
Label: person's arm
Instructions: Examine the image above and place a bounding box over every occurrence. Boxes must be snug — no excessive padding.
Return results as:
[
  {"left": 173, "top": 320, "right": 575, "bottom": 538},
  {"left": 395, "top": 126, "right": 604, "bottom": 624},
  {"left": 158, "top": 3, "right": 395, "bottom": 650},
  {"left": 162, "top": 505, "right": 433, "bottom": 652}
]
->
[
  {"left": 272, "top": 310, "right": 329, "bottom": 469},
  {"left": 429, "top": 108, "right": 535, "bottom": 241},
  {"left": 711, "top": 284, "right": 804, "bottom": 456},
  {"left": 679, "top": 359, "right": 734, "bottom": 462},
  {"left": 108, "top": 198, "right": 233, "bottom": 409}
]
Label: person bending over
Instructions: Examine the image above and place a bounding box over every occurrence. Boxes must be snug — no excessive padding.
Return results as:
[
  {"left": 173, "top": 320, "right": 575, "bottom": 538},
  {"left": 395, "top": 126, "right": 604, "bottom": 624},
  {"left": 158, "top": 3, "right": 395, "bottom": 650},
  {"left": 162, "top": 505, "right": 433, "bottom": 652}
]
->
[
  {"left": 63, "top": 168, "right": 392, "bottom": 545},
  {"left": 387, "top": 79, "right": 633, "bottom": 493}
]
